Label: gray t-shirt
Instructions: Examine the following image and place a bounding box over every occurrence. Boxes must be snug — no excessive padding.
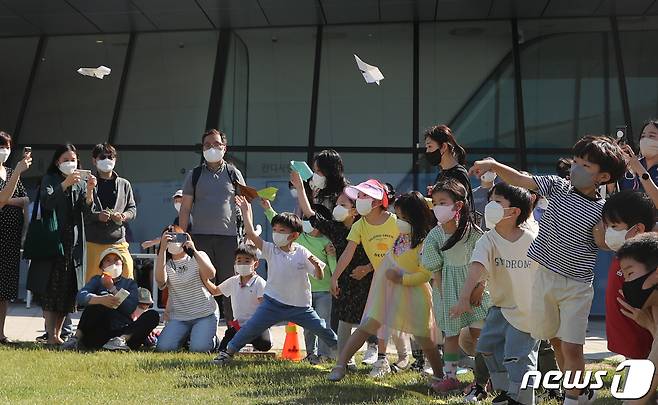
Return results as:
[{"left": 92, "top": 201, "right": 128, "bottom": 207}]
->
[
  {"left": 182, "top": 163, "right": 245, "bottom": 236},
  {"left": 472, "top": 186, "right": 490, "bottom": 229}
]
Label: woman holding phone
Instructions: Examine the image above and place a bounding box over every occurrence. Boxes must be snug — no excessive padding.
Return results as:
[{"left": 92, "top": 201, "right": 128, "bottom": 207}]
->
[
  {"left": 155, "top": 225, "right": 219, "bottom": 353},
  {"left": 37, "top": 143, "right": 96, "bottom": 345},
  {"left": 0, "top": 132, "right": 32, "bottom": 344}
]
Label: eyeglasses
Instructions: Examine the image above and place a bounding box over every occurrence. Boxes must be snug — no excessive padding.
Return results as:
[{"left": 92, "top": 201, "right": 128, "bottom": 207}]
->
[{"left": 203, "top": 142, "right": 226, "bottom": 150}]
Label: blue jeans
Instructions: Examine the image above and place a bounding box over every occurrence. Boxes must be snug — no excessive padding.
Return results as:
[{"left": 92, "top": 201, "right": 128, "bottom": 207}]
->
[
  {"left": 304, "top": 292, "right": 333, "bottom": 357},
  {"left": 477, "top": 307, "right": 540, "bottom": 405},
  {"left": 156, "top": 311, "right": 219, "bottom": 353},
  {"left": 227, "top": 295, "right": 337, "bottom": 353}
]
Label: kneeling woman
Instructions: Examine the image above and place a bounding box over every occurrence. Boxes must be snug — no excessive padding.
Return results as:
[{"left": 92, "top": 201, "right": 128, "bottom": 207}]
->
[
  {"left": 155, "top": 226, "right": 219, "bottom": 353},
  {"left": 63, "top": 248, "right": 160, "bottom": 350}
]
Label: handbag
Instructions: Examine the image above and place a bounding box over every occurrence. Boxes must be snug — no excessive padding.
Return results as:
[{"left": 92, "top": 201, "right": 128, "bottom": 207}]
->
[
  {"left": 22, "top": 186, "right": 64, "bottom": 260},
  {"left": 26, "top": 259, "right": 56, "bottom": 296}
]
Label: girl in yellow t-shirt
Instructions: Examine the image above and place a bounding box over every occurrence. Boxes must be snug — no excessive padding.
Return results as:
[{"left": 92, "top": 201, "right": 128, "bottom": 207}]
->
[{"left": 328, "top": 191, "right": 443, "bottom": 383}]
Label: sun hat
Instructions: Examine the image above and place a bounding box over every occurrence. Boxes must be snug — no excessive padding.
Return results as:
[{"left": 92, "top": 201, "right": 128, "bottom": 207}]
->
[{"left": 344, "top": 179, "right": 389, "bottom": 208}]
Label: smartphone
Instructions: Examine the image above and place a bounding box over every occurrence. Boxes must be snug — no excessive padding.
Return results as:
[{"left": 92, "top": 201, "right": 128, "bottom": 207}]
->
[
  {"left": 78, "top": 169, "right": 92, "bottom": 181},
  {"left": 23, "top": 146, "right": 31, "bottom": 155},
  {"left": 615, "top": 125, "right": 628, "bottom": 145},
  {"left": 167, "top": 232, "right": 188, "bottom": 244}
]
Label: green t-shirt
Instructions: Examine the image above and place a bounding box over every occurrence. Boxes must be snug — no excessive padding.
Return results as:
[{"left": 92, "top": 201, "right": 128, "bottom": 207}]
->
[{"left": 265, "top": 208, "right": 336, "bottom": 292}]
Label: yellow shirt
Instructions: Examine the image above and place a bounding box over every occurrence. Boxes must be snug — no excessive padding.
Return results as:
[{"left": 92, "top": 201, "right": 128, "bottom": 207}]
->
[
  {"left": 347, "top": 213, "right": 399, "bottom": 270},
  {"left": 393, "top": 242, "right": 431, "bottom": 287}
]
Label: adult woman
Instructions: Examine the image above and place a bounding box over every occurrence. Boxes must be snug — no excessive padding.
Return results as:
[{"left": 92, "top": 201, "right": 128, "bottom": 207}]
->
[
  {"left": 424, "top": 125, "right": 474, "bottom": 210},
  {"left": 0, "top": 132, "right": 31, "bottom": 344},
  {"left": 155, "top": 225, "right": 219, "bottom": 353},
  {"left": 619, "top": 120, "right": 658, "bottom": 192},
  {"left": 38, "top": 143, "right": 95, "bottom": 345},
  {"left": 310, "top": 149, "right": 349, "bottom": 211}
]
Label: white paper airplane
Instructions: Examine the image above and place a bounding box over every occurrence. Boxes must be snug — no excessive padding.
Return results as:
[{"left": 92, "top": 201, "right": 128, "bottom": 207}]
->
[
  {"left": 77, "top": 65, "right": 111, "bottom": 79},
  {"left": 354, "top": 54, "right": 384, "bottom": 85}
]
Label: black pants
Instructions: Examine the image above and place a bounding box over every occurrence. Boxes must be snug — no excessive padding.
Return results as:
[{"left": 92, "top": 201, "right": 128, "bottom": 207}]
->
[
  {"left": 193, "top": 234, "right": 238, "bottom": 322},
  {"left": 78, "top": 305, "right": 160, "bottom": 350},
  {"left": 219, "top": 326, "right": 272, "bottom": 352}
]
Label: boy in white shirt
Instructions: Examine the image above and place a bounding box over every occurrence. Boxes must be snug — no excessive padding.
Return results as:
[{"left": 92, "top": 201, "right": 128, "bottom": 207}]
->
[
  {"left": 204, "top": 244, "right": 271, "bottom": 352},
  {"left": 212, "top": 196, "right": 338, "bottom": 365},
  {"left": 451, "top": 183, "right": 540, "bottom": 405}
]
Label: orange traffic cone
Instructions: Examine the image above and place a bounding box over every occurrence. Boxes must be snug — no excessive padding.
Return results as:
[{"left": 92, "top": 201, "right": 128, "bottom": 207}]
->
[{"left": 281, "top": 322, "right": 303, "bottom": 361}]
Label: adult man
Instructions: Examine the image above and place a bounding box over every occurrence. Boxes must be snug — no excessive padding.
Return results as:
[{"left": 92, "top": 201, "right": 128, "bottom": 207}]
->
[
  {"left": 84, "top": 143, "right": 136, "bottom": 282},
  {"left": 179, "top": 129, "right": 245, "bottom": 322}
]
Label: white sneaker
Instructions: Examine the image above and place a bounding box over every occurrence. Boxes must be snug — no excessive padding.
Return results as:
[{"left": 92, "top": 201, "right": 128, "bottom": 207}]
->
[
  {"left": 421, "top": 361, "right": 434, "bottom": 377},
  {"left": 362, "top": 343, "right": 378, "bottom": 365},
  {"left": 368, "top": 357, "right": 391, "bottom": 378},
  {"left": 102, "top": 336, "right": 129, "bottom": 351},
  {"left": 391, "top": 356, "right": 410, "bottom": 373}
]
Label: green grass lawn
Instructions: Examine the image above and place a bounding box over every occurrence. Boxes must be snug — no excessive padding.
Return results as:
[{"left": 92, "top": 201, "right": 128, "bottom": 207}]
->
[{"left": 0, "top": 344, "right": 622, "bottom": 404}]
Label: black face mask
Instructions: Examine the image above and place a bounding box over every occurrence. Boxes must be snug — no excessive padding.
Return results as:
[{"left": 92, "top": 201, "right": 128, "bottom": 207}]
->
[
  {"left": 622, "top": 272, "right": 655, "bottom": 309},
  {"left": 425, "top": 149, "right": 442, "bottom": 166}
]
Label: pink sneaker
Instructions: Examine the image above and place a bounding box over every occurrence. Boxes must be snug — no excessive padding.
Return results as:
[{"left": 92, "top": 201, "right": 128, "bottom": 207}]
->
[{"left": 431, "top": 377, "right": 462, "bottom": 393}]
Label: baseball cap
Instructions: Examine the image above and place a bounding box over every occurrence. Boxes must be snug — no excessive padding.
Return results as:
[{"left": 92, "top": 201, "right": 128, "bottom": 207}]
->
[{"left": 344, "top": 179, "right": 389, "bottom": 208}]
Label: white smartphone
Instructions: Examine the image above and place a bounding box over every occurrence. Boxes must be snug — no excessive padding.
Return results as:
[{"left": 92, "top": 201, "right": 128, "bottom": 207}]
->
[{"left": 78, "top": 169, "right": 92, "bottom": 181}]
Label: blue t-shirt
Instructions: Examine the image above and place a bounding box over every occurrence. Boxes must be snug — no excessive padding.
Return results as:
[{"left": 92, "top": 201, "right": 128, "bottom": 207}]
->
[{"left": 618, "top": 157, "right": 658, "bottom": 192}]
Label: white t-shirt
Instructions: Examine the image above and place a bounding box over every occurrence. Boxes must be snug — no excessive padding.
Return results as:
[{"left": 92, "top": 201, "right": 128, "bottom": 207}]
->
[
  {"left": 260, "top": 241, "right": 325, "bottom": 307},
  {"left": 470, "top": 228, "right": 538, "bottom": 333},
  {"left": 219, "top": 274, "right": 266, "bottom": 325}
]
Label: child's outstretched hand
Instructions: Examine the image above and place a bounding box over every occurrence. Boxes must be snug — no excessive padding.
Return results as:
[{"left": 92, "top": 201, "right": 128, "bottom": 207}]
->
[
  {"left": 236, "top": 195, "right": 251, "bottom": 213},
  {"left": 385, "top": 268, "right": 402, "bottom": 284},
  {"left": 469, "top": 159, "right": 496, "bottom": 178},
  {"left": 449, "top": 297, "right": 474, "bottom": 319},
  {"left": 259, "top": 198, "right": 272, "bottom": 211},
  {"left": 290, "top": 170, "right": 303, "bottom": 190},
  {"left": 470, "top": 282, "right": 485, "bottom": 307}
]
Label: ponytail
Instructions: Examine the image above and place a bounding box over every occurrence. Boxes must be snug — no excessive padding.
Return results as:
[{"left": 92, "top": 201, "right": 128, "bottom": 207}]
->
[{"left": 424, "top": 124, "right": 467, "bottom": 166}]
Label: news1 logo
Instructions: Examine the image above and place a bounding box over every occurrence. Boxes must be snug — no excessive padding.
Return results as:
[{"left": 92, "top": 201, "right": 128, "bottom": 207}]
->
[{"left": 521, "top": 360, "right": 655, "bottom": 400}]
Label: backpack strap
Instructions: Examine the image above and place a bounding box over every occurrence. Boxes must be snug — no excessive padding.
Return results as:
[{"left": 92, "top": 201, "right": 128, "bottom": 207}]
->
[{"left": 191, "top": 166, "right": 203, "bottom": 204}]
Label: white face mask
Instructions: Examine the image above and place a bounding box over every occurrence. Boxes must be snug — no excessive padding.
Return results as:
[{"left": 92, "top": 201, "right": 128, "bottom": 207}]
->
[
  {"left": 537, "top": 197, "right": 549, "bottom": 210},
  {"left": 0, "top": 148, "right": 10, "bottom": 164},
  {"left": 605, "top": 227, "right": 630, "bottom": 252},
  {"left": 102, "top": 263, "right": 122, "bottom": 279},
  {"left": 640, "top": 137, "right": 658, "bottom": 158},
  {"left": 174, "top": 202, "right": 182, "bottom": 212},
  {"left": 235, "top": 264, "right": 254, "bottom": 276},
  {"left": 58, "top": 161, "right": 77, "bottom": 175},
  {"left": 167, "top": 242, "right": 184, "bottom": 255},
  {"left": 481, "top": 171, "right": 497, "bottom": 184},
  {"left": 356, "top": 198, "right": 374, "bottom": 216},
  {"left": 396, "top": 219, "right": 412, "bottom": 234},
  {"left": 310, "top": 173, "right": 327, "bottom": 190},
  {"left": 432, "top": 205, "right": 456, "bottom": 224},
  {"left": 290, "top": 188, "right": 298, "bottom": 199},
  {"left": 96, "top": 158, "right": 115, "bottom": 173},
  {"left": 203, "top": 147, "right": 225, "bottom": 163},
  {"left": 272, "top": 232, "right": 291, "bottom": 247},
  {"left": 484, "top": 201, "right": 506, "bottom": 229},
  {"left": 333, "top": 205, "right": 350, "bottom": 222},
  {"left": 302, "top": 220, "right": 314, "bottom": 234}
]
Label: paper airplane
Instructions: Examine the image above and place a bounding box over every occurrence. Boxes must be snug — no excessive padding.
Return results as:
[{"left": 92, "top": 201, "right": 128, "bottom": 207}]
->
[
  {"left": 354, "top": 54, "right": 384, "bottom": 85},
  {"left": 257, "top": 187, "right": 278, "bottom": 201},
  {"left": 77, "top": 65, "right": 111, "bottom": 79}
]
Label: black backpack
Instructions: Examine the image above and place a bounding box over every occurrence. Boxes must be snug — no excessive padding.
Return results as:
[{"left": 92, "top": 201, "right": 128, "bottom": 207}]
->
[{"left": 191, "top": 163, "right": 245, "bottom": 244}]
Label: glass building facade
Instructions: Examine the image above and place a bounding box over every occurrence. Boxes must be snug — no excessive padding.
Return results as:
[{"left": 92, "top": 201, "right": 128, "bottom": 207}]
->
[{"left": 3, "top": 16, "right": 658, "bottom": 314}]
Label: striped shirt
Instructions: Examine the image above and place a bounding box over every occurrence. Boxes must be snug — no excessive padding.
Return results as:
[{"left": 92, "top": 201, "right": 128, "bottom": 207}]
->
[
  {"left": 527, "top": 175, "right": 604, "bottom": 283},
  {"left": 163, "top": 255, "right": 218, "bottom": 321}
]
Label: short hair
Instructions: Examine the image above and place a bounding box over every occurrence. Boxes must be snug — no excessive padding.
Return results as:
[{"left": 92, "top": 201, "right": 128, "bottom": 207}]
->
[
  {"left": 602, "top": 191, "right": 656, "bottom": 230},
  {"left": 0, "top": 131, "right": 11, "bottom": 148},
  {"left": 235, "top": 244, "right": 259, "bottom": 261},
  {"left": 556, "top": 158, "right": 572, "bottom": 179},
  {"left": 92, "top": 142, "right": 117, "bottom": 159},
  {"left": 271, "top": 212, "right": 303, "bottom": 233},
  {"left": 572, "top": 135, "right": 626, "bottom": 184},
  {"left": 617, "top": 233, "right": 658, "bottom": 274},
  {"left": 489, "top": 183, "right": 533, "bottom": 226},
  {"left": 201, "top": 129, "right": 228, "bottom": 145}
]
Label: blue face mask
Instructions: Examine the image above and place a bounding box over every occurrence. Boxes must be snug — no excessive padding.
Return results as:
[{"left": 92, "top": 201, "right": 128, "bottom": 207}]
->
[{"left": 569, "top": 164, "right": 597, "bottom": 189}]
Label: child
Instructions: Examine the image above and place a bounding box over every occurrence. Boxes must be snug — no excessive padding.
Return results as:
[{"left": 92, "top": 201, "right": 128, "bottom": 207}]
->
[
  {"left": 615, "top": 234, "right": 658, "bottom": 405},
  {"left": 330, "top": 179, "right": 403, "bottom": 377},
  {"left": 602, "top": 190, "right": 655, "bottom": 360},
  {"left": 261, "top": 198, "right": 335, "bottom": 363},
  {"left": 290, "top": 171, "right": 374, "bottom": 371},
  {"left": 328, "top": 192, "right": 443, "bottom": 384},
  {"left": 422, "top": 178, "right": 490, "bottom": 394},
  {"left": 203, "top": 244, "right": 271, "bottom": 353},
  {"left": 451, "top": 183, "right": 539, "bottom": 405},
  {"left": 131, "top": 287, "right": 160, "bottom": 348},
  {"left": 212, "top": 196, "right": 337, "bottom": 365},
  {"left": 469, "top": 135, "right": 627, "bottom": 404}
]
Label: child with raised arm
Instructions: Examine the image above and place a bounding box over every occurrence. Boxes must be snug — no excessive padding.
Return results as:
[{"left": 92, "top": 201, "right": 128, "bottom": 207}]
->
[
  {"left": 212, "top": 196, "right": 337, "bottom": 365},
  {"left": 469, "top": 135, "right": 627, "bottom": 404},
  {"left": 450, "top": 183, "right": 539, "bottom": 405}
]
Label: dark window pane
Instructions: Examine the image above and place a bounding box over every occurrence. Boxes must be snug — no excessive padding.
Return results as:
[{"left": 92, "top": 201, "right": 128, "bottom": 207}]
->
[{"left": 0, "top": 37, "right": 39, "bottom": 135}]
